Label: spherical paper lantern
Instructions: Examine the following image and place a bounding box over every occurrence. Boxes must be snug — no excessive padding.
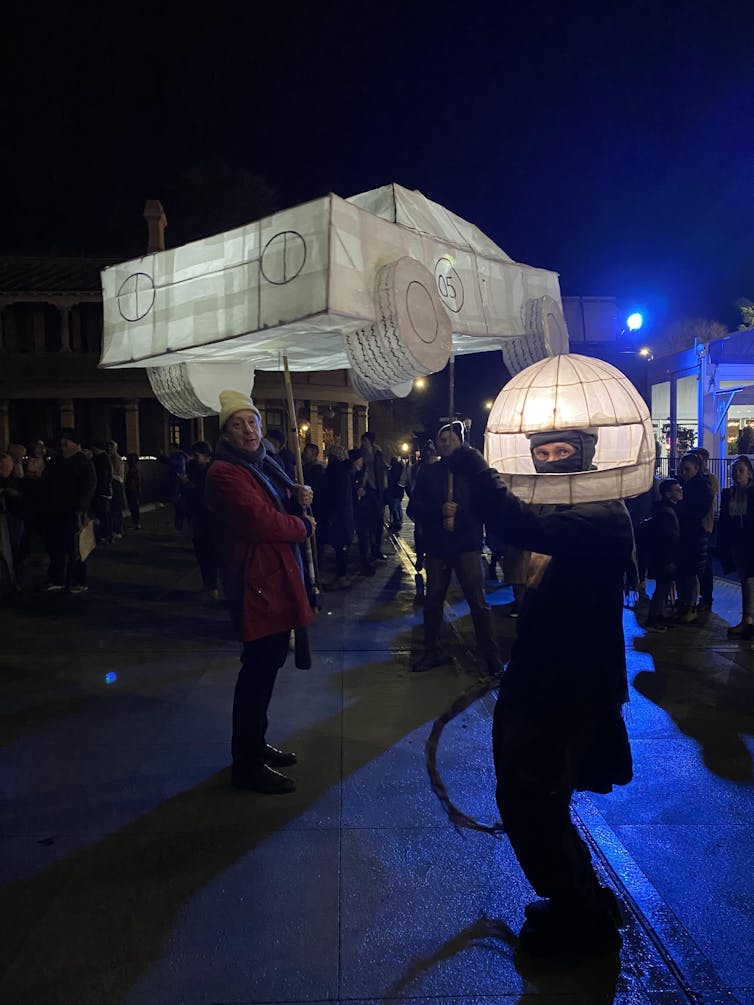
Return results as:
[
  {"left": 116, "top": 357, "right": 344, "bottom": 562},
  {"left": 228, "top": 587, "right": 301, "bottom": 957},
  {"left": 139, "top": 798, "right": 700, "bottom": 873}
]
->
[
  {"left": 148, "top": 362, "right": 254, "bottom": 419},
  {"left": 484, "top": 353, "right": 655, "bottom": 504}
]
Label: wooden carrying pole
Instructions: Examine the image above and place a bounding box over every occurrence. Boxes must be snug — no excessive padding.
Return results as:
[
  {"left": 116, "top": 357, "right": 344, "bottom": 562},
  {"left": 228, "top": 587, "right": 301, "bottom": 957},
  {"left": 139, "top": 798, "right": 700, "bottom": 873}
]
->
[
  {"left": 444, "top": 470, "right": 455, "bottom": 532},
  {"left": 282, "top": 356, "right": 320, "bottom": 604}
]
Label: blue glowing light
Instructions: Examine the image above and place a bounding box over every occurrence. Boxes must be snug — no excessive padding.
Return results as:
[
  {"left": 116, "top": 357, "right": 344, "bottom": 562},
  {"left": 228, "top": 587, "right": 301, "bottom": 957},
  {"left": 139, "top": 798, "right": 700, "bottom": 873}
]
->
[
  {"left": 105, "top": 672, "right": 117, "bottom": 684},
  {"left": 626, "top": 312, "right": 644, "bottom": 332}
]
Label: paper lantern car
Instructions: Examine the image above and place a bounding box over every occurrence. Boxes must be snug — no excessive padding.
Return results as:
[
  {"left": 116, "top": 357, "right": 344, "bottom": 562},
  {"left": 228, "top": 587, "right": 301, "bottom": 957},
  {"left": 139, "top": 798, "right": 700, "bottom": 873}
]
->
[
  {"left": 484, "top": 353, "right": 655, "bottom": 504},
  {"left": 99, "top": 184, "right": 566, "bottom": 413}
]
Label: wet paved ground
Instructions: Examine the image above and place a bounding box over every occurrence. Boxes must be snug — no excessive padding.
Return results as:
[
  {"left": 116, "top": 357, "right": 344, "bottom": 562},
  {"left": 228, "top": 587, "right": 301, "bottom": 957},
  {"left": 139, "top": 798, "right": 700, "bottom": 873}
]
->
[{"left": 1, "top": 507, "right": 753, "bottom": 1004}]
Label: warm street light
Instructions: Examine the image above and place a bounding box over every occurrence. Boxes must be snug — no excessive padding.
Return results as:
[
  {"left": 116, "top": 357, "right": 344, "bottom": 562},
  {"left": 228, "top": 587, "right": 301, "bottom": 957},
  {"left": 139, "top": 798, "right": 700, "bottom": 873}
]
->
[
  {"left": 483, "top": 400, "right": 493, "bottom": 410},
  {"left": 400, "top": 442, "right": 410, "bottom": 453},
  {"left": 300, "top": 422, "right": 310, "bottom": 433},
  {"left": 638, "top": 346, "right": 653, "bottom": 359},
  {"left": 414, "top": 377, "right": 427, "bottom": 389}
]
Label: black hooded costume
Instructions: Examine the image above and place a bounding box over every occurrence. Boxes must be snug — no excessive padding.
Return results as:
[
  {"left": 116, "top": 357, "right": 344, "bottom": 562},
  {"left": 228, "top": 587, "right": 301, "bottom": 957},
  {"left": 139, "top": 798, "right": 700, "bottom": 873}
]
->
[{"left": 448, "top": 430, "right": 634, "bottom": 950}]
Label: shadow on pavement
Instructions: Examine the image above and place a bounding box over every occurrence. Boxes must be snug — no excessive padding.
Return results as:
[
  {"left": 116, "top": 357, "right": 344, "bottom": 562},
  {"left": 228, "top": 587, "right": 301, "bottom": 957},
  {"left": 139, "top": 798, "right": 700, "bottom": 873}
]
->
[
  {"left": 633, "top": 634, "right": 754, "bottom": 783},
  {"left": 0, "top": 647, "right": 475, "bottom": 1003}
]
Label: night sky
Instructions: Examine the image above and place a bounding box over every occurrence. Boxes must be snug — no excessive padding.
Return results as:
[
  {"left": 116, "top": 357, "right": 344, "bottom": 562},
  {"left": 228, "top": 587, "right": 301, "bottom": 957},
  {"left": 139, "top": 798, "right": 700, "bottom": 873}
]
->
[{"left": 3, "top": 1, "right": 753, "bottom": 332}]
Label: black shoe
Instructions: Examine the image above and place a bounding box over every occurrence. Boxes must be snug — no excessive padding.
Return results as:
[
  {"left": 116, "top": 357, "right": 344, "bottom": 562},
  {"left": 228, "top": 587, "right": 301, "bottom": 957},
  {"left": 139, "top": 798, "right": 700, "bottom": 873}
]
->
[
  {"left": 231, "top": 764, "right": 295, "bottom": 794},
  {"left": 411, "top": 651, "right": 451, "bottom": 673},
  {"left": 483, "top": 654, "right": 502, "bottom": 676},
  {"left": 263, "top": 743, "right": 297, "bottom": 767},
  {"left": 519, "top": 888, "right": 623, "bottom": 957}
]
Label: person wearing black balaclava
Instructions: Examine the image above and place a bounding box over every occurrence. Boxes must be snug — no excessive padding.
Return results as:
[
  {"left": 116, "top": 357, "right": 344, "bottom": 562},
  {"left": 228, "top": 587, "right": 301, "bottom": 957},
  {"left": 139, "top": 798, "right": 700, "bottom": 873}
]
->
[
  {"left": 447, "top": 429, "right": 634, "bottom": 959},
  {"left": 408, "top": 420, "right": 500, "bottom": 674}
]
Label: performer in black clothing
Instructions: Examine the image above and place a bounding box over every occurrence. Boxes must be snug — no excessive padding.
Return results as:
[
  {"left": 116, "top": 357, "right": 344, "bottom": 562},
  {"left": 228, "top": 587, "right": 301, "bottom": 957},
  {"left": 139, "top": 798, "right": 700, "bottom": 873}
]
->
[{"left": 449, "top": 428, "right": 633, "bottom": 957}]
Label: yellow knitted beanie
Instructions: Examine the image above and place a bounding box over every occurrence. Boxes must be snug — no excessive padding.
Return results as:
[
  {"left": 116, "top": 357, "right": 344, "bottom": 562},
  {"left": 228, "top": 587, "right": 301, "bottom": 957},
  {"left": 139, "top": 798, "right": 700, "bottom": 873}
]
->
[{"left": 218, "top": 389, "right": 262, "bottom": 430}]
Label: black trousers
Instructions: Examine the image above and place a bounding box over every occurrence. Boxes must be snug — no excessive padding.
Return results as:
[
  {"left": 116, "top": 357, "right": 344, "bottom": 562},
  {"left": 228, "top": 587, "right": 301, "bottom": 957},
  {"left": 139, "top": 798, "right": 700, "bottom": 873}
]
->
[
  {"left": 423, "top": 551, "right": 498, "bottom": 657},
  {"left": 193, "top": 526, "right": 217, "bottom": 591},
  {"left": 232, "top": 631, "right": 291, "bottom": 772},
  {"left": 492, "top": 700, "right": 602, "bottom": 905},
  {"left": 48, "top": 512, "right": 86, "bottom": 588}
]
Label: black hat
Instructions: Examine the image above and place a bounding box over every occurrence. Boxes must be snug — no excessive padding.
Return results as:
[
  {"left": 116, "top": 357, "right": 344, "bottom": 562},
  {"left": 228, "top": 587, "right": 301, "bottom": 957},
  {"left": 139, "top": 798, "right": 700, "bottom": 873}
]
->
[
  {"left": 437, "top": 420, "right": 465, "bottom": 444},
  {"left": 60, "top": 427, "right": 81, "bottom": 445},
  {"left": 190, "top": 441, "right": 212, "bottom": 456}
]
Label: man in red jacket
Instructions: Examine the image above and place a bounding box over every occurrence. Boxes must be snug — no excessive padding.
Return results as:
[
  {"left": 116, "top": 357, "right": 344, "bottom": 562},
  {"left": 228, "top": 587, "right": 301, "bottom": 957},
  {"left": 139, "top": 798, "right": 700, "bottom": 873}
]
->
[{"left": 205, "top": 390, "right": 315, "bottom": 794}]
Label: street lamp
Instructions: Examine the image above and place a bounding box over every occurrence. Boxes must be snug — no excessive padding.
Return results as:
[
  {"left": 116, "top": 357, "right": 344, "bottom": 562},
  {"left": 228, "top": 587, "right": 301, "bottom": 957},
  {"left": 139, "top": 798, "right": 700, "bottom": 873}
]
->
[
  {"left": 483, "top": 400, "right": 494, "bottom": 411},
  {"left": 414, "top": 377, "right": 427, "bottom": 390},
  {"left": 626, "top": 312, "right": 644, "bottom": 333},
  {"left": 400, "top": 441, "right": 410, "bottom": 454}
]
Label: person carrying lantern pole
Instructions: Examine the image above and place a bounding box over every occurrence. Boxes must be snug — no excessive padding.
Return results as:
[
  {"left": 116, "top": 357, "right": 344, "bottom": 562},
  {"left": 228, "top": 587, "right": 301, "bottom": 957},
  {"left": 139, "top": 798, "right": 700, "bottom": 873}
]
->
[
  {"left": 408, "top": 420, "right": 500, "bottom": 675},
  {"left": 205, "top": 389, "right": 316, "bottom": 795},
  {"left": 447, "top": 426, "right": 634, "bottom": 958}
]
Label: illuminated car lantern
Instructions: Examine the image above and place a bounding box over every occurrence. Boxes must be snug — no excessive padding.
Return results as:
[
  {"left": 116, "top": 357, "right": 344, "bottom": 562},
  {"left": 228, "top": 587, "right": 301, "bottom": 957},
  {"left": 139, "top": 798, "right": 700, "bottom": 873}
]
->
[
  {"left": 99, "top": 184, "right": 567, "bottom": 413},
  {"left": 484, "top": 353, "right": 655, "bottom": 504}
]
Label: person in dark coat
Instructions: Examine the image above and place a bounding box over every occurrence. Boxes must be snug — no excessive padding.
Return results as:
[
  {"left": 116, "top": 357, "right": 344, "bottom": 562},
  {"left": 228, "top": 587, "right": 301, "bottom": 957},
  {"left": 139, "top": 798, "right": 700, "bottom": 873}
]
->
[
  {"left": 717, "top": 454, "right": 754, "bottom": 637},
  {"left": 385, "top": 457, "right": 407, "bottom": 532},
  {"left": 91, "top": 441, "right": 114, "bottom": 544},
  {"left": 644, "top": 477, "right": 683, "bottom": 631},
  {"left": 358, "top": 431, "right": 388, "bottom": 561},
  {"left": 675, "top": 451, "right": 714, "bottom": 624},
  {"left": 406, "top": 439, "right": 438, "bottom": 581},
  {"left": 181, "top": 442, "right": 218, "bottom": 600},
  {"left": 205, "top": 390, "right": 315, "bottom": 795},
  {"left": 688, "top": 446, "right": 718, "bottom": 613},
  {"left": 264, "top": 429, "right": 297, "bottom": 481},
  {"left": 448, "top": 429, "right": 634, "bottom": 958},
  {"left": 41, "top": 428, "right": 97, "bottom": 592},
  {"left": 318, "top": 444, "right": 355, "bottom": 588},
  {"left": 408, "top": 420, "right": 500, "bottom": 674},
  {"left": 124, "top": 453, "right": 141, "bottom": 529}
]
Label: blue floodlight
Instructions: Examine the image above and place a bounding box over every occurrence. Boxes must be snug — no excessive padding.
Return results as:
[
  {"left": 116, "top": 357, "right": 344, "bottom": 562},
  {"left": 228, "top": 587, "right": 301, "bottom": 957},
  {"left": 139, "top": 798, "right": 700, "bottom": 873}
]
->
[{"left": 626, "top": 312, "right": 644, "bottom": 332}]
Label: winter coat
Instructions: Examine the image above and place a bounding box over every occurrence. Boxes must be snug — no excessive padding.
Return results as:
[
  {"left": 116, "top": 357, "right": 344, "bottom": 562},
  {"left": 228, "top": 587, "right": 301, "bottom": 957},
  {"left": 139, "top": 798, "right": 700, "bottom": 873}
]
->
[
  {"left": 205, "top": 453, "right": 314, "bottom": 643},
  {"left": 407, "top": 457, "right": 484, "bottom": 558},
  {"left": 318, "top": 457, "right": 355, "bottom": 548},
  {"left": 93, "top": 453, "right": 113, "bottom": 499},
  {"left": 676, "top": 472, "right": 712, "bottom": 575},
  {"left": 385, "top": 461, "right": 406, "bottom": 503},
  {"left": 470, "top": 468, "right": 634, "bottom": 791},
  {"left": 643, "top": 499, "right": 681, "bottom": 580},
  {"left": 42, "top": 452, "right": 97, "bottom": 516},
  {"left": 183, "top": 460, "right": 211, "bottom": 534},
  {"left": 353, "top": 463, "right": 383, "bottom": 534},
  {"left": 472, "top": 468, "right": 633, "bottom": 707},
  {"left": 717, "top": 486, "right": 754, "bottom": 576}
]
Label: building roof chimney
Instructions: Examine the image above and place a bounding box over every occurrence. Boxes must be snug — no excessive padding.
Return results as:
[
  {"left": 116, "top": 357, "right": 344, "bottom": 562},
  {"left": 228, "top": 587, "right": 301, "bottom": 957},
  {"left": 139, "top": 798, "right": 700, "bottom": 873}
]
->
[{"left": 143, "top": 200, "right": 167, "bottom": 253}]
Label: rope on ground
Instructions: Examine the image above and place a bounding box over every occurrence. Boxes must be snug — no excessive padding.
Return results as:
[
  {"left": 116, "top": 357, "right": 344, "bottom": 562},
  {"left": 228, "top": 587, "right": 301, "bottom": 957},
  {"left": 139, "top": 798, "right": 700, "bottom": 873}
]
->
[
  {"left": 425, "top": 672, "right": 506, "bottom": 837},
  {"left": 387, "top": 519, "right": 506, "bottom": 837}
]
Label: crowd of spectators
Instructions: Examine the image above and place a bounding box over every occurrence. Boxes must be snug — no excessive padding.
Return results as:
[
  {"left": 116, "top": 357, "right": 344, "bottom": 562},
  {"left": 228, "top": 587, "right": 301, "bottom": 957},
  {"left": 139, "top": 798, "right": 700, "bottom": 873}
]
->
[
  {"left": 0, "top": 432, "right": 141, "bottom": 596},
  {"left": 6, "top": 422, "right": 751, "bottom": 654}
]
